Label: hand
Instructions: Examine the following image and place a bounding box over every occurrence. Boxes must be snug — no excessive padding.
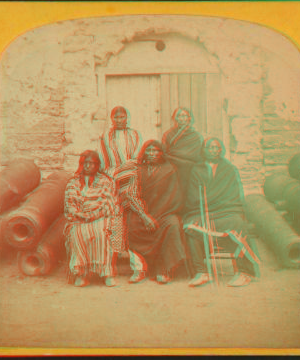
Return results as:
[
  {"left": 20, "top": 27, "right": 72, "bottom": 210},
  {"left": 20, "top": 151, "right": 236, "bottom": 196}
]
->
[
  {"left": 141, "top": 214, "right": 158, "bottom": 232},
  {"left": 184, "top": 222, "right": 199, "bottom": 235},
  {"left": 114, "top": 204, "right": 121, "bottom": 216},
  {"left": 76, "top": 212, "right": 90, "bottom": 221},
  {"left": 183, "top": 224, "right": 193, "bottom": 235}
]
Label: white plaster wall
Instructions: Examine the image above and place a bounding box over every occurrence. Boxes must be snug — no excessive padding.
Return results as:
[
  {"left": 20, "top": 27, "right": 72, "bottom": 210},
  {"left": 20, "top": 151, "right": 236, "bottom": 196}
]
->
[{"left": 1, "top": 15, "right": 299, "bottom": 191}]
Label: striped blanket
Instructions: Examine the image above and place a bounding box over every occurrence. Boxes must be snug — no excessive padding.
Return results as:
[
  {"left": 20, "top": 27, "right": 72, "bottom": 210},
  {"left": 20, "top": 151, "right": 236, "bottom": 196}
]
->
[{"left": 64, "top": 173, "right": 125, "bottom": 279}]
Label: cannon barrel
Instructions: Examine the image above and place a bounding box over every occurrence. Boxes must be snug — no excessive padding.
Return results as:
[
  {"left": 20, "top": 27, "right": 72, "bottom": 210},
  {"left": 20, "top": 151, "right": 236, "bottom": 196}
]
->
[
  {"left": 2, "top": 171, "right": 71, "bottom": 249},
  {"left": 288, "top": 152, "right": 300, "bottom": 181},
  {"left": 244, "top": 194, "right": 300, "bottom": 268},
  {"left": 264, "top": 174, "right": 300, "bottom": 213},
  {"left": 17, "top": 215, "right": 67, "bottom": 276},
  {"left": 0, "top": 159, "right": 41, "bottom": 214},
  {"left": 282, "top": 180, "right": 300, "bottom": 214},
  {"left": 264, "top": 174, "right": 292, "bottom": 203}
]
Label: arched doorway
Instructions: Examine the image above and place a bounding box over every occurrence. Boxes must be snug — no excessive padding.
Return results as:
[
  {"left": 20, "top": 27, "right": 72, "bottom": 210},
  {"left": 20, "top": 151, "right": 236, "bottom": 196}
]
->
[{"left": 96, "top": 33, "right": 226, "bottom": 144}]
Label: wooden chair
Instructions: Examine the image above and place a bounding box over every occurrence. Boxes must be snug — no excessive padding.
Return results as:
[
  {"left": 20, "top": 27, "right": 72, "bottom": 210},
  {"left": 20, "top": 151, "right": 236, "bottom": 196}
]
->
[
  {"left": 184, "top": 223, "right": 261, "bottom": 283},
  {"left": 209, "top": 234, "right": 261, "bottom": 279}
]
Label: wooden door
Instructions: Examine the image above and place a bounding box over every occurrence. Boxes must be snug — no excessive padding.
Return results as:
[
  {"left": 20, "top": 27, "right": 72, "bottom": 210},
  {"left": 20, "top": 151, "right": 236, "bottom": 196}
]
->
[
  {"left": 106, "top": 75, "right": 161, "bottom": 142},
  {"left": 160, "top": 73, "right": 223, "bottom": 142},
  {"left": 106, "top": 73, "right": 224, "bottom": 146}
]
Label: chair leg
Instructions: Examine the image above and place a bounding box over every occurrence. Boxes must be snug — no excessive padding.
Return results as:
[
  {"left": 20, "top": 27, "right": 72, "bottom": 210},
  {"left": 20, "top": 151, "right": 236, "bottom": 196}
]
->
[
  {"left": 247, "top": 236, "right": 261, "bottom": 278},
  {"left": 203, "top": 236, "right": 215, "bottom": 281},
  {"left": 231, "top": 258, "right": 238, "bottom": 274}
]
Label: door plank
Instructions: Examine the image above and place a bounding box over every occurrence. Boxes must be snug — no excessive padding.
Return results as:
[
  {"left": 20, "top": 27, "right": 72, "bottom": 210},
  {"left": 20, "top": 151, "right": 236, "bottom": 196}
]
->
[
  {"left": 178, "top": 74, "right": 191, "bottom": 110},
  {"left": 206, "top": 73, "right": 223, "bottom": 141},
  {"left": 106, "top": 75, "right": 160, "bottom": 142},
  {"left": 160, "top": 74, "right": 171, "bottom": 139},
  {"left": 191, "top": 73, "right": 207, "bottom": 137},
  {"left": 169, "top": 74, "right": 179, "bottom": 121}
]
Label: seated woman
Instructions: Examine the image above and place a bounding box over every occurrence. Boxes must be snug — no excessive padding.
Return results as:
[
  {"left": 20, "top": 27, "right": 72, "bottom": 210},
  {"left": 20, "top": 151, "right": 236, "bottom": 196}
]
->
[
  {"left": 122, "top": 140, "right": 187, "bottom": 284},
  {"left": 64, "top": 150, "right": 123, "bottom": 287},
  {"left": 183, "top": 138, "right": 260, "bottom": 287},
  {"left": 162, "top": 107, "right": 203, "bottom": 209}
]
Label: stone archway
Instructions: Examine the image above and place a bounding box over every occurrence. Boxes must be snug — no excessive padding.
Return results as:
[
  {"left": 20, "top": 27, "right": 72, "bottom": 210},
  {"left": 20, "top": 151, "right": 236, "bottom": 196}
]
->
[
  {"left": 93, "top": 32, "right": 227, "bottom": 147},
  {"left": 1, "top": 15, "right": 299, "bottom": 191}
]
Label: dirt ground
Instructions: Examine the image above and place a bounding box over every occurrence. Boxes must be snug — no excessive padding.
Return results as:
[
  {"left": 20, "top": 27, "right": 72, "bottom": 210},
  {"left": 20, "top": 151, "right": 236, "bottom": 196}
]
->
[{"left": 0, "top": 237, "right": 299, "bottom": 355}]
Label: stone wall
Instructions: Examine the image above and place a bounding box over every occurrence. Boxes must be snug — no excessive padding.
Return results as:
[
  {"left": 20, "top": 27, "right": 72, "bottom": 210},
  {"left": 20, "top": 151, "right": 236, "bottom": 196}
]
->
[
  {"left": 1, "top": 15, "right": 299, "bottom": 190},
  {"left": 261, "top": 51, "right": 300, "bottom": 176}
]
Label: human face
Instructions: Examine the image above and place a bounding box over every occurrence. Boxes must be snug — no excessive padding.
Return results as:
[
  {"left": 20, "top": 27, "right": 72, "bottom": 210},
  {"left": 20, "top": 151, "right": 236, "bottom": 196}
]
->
[
  {"left": 111, "top": 109, "right": 127, "bottom": 129},
  {"left": 175, "top": 110, "right": 191, "bottom": 128},
  {"left": 204, "top": 140, "right": 222, "bottom": 162},
  {"left": 144, "top": 145, "right": 163, "bottom": 164},
  {"left": 83, "top": 156, "right": 98, "bottom": 176}
]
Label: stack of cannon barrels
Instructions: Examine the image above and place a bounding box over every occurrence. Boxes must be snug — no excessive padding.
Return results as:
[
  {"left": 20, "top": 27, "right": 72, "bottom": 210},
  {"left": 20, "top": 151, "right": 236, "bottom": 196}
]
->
[
  {"left": 244, "top": 153, "right": 300, "bottom": 269},
  {"left": 0, "top": 159, "right": 72, "bottom": 276}
]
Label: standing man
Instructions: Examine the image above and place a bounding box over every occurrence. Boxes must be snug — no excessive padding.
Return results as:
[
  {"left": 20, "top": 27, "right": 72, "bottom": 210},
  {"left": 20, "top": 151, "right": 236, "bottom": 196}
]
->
[{"left": 162, "top": 107, "right": 203, "bottom": 212}]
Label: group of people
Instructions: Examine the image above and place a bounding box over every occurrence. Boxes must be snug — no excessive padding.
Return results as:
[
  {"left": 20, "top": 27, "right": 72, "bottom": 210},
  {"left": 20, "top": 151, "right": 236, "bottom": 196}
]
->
[{"left": 64, "top": 106, "right": 259, "bottom": 288}]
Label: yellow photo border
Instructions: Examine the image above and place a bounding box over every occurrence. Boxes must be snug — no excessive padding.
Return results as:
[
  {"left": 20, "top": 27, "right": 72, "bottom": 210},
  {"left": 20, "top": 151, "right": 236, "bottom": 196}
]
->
[
  {"left": 1, "top": 1, "right": 300, "bottom": 55},
  {"left": 0, "top": 0, "right": 299, "bottom": 356}
]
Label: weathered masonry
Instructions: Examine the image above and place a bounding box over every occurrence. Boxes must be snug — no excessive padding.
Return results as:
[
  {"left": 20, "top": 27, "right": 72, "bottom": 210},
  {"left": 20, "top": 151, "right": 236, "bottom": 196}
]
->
[{"left": 1, "top": 15, "right": 300, "bottom": 193}]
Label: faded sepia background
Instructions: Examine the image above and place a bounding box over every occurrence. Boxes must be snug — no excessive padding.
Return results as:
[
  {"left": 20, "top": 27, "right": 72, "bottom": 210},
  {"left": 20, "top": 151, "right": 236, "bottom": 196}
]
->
[{"left": 0, "top": 1, "right": 299, "bottom": 356}]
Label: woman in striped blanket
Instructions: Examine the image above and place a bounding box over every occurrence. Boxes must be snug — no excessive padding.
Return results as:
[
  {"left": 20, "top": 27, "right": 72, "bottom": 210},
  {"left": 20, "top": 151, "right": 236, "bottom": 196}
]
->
[
  {"left": 98, "top": 106, "right": 142, "bottom": 170},
  {"left": 64, "top": 150, "right": 123, "bottom": 287}
]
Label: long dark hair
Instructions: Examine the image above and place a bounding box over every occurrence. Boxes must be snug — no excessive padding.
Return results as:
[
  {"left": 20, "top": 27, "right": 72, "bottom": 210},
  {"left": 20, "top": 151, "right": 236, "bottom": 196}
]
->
[
  {"left": 75, "top": 150, "right": 101, "bottom": 189},
  {"left": 137, "top": 140, "right": 166, "bottom": 165},
  {"left": 110, "top": 106, "right": 127, "bottom": 119},
  {"left": 171, "top": 107, "right": 194, "bottom": 126},
  {"left": 110, "top": 106, "right": 130, "bottom": 130},
  {"left": 202, "top": 137, "right": 226, "bottom": 158}
]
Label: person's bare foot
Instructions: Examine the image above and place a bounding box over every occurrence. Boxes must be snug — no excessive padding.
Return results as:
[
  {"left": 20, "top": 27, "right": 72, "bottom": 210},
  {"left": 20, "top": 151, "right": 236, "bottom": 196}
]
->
[
  {"left": 188, "top": 273, "right": 213, "bottom": 287},
  {"left": 74, "top": 276, "right": 90, "bottom": 287},
  {"left": 105, "top": 276, "right": 117, "bottom": 287},
  {"left": 156, "top": 274, "right": 171, "bottom": 284},
  {"left": 227, "top": 273, "right": 252, "bottom": 287},
  {"left": 129, "top": 270, "right": 147, "bottom": 284}
]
